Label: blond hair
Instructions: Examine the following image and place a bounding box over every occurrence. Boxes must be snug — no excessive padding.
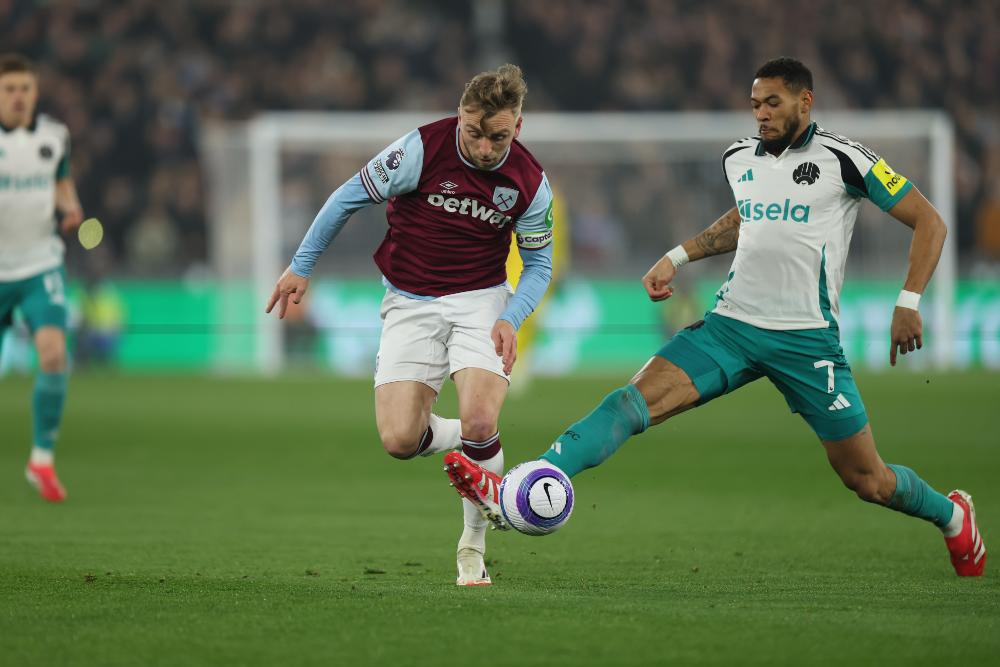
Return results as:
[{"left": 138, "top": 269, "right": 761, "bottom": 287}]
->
[{"left": 459, "top": 64, "right": 527, "bottom": 119}]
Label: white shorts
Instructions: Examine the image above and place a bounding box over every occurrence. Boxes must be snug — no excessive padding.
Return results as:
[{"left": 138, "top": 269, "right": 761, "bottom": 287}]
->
[{"left": 374, "top": 285, "right": 512, "bottom": 392}]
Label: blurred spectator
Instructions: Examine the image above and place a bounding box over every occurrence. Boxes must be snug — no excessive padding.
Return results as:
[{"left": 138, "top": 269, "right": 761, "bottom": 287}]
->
[
  {"left": 2, "top": 0, "right": 995, "bottom": 275},
  {"left": 125, "top": 206, "right": 181, "bottom": 274}
]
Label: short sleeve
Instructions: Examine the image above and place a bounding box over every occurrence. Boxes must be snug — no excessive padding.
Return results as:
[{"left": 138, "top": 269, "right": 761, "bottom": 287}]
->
[
  {"left": 862, "top": 157, "right": 913, "bottom": 211},
  {"left": 821, "top": 133, "right": 912, "bottom": 210},
  {"left": 514, "top": 172, "right": 554, "bottom": 250},
  {"left": 56, "top": 132, "right": 71, "bottom": 179},
  {"left": 358, "top": 129, "right": 424, "bottom": 203}
]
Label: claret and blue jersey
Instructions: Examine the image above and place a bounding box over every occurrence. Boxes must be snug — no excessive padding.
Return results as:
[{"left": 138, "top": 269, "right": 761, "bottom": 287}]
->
[
  {"left": 716, "top": 122, "right": 913, "bottom": 330},
  {"left": 291, "top": 116, "right": 554, "bottom": 330}
]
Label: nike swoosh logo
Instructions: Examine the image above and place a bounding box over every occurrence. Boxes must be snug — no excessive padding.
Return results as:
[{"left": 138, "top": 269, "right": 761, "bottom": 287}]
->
[{"left": 543, "top": 482, "right": 554, "bottom": 509}]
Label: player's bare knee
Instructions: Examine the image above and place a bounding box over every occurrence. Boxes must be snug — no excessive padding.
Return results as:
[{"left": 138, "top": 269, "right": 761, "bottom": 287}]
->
[
  {"left": 631, "top": 360, "right": 698, "bottom": 424},
  {"left": 37, "top": 347, "right": 66, "bottom": 373},
  {"left": 379, "top": 430, "right": 421, "bottom": 459},
  {"left": 642, "top": 383, "right": 697, "bottom": 423},
  {"left": 843, "top": 471, "right": 891, "bottom": 505}
]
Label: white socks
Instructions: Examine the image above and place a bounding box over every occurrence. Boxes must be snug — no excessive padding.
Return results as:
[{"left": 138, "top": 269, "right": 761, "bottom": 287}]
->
[
  {"left": 419, "top": 414, "right": 463, "bottom": 457},
  {"left": 942, "top": 501, "right": 965, "bottom": 538},
  {"left": 458, "top": 448, "right": 504, "bottom": 554},
  {"left": 30, "top": 447, "right": 54, "bottom": 466}
]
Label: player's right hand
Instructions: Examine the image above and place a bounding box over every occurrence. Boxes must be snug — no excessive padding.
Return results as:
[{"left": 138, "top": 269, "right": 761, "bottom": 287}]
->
[
  {"left": 642, "top": 255, "right": 677, "bottom": 301},
  {"left": 266, "top": 267, "right": 309, "bottom": 319}
]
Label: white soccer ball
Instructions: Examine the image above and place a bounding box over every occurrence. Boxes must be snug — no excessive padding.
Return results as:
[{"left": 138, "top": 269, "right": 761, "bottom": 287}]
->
[{"left": 499, "top": 460, "right": 574, "bottom": 536}]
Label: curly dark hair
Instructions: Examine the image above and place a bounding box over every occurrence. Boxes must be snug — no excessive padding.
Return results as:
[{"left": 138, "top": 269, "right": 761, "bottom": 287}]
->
[{"left": 755, "top": 57, "right": 813, "bottom": 92}]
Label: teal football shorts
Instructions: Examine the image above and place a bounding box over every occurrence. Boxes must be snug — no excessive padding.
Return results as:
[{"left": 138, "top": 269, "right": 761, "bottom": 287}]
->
[
  {"left": 0, "top": 266, "right": 68, "bottom": 334},
  {"left": 656, "top": 312, "right": 868, "bottom": 441}
]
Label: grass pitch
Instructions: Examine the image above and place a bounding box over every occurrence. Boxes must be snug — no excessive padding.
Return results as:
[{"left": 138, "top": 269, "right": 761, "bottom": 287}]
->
[{"left": 1, "top": 371, "right": 997, "bottom": 666}]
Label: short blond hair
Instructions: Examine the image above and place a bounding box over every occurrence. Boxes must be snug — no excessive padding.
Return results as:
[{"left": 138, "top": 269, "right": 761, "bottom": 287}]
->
[{"left": 459, "top": 64, "right": 527, "bottom": 119}]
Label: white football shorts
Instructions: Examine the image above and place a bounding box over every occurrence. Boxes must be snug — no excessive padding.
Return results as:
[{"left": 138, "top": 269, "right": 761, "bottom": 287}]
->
[{"left": 374, "top": 285, "right": 512, "bottom": 392}]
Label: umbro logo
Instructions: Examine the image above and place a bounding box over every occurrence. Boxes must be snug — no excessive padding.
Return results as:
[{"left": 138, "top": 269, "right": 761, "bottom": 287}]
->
[
  {"left": 793, "top": 162, "right": 820, "bottom": 185},
  {"left": 440, "top": 180, "right": 457, "bottom": 194},
  {"left": 828, "top": 393, "right": 852, "bottom": 411},
  {"left": 737, "top": 168, "right": 754, "bottom": 183}
]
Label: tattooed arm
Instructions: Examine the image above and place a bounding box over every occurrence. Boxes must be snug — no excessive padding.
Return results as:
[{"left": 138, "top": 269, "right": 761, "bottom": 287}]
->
[
  {"left": 686, "top": 206, "right": 741, "bottom": 260},
  {"left": 642, "top": 207, "right": 741, "bottom": 301}
]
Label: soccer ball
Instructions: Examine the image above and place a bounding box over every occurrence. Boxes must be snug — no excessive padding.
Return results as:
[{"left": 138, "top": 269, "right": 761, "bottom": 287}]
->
[{"left": 499, "top": 460, "right": 574, "bottom": 536}]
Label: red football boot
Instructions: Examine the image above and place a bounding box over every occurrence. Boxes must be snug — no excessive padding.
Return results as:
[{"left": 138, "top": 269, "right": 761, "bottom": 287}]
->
[
  {"left": 945, "top": 490, "right": 985, "bottom": 577},
  {"left": 25, "top": 462, "right": 67, "bottom": 503},
  {"left": 443, "top": 452, "right": 509, "bottom": 531}
]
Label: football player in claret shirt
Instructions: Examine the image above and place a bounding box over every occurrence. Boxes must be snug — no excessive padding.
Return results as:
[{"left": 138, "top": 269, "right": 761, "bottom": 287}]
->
[
  {"left": 0, "top": 54, "right": 84, "bottom": 503},
  {"left": 267, "top": 64, "right": 555, "bottom": 585},
  {"left": 446, "top": 57, "right": 986, "bottom": 578}
]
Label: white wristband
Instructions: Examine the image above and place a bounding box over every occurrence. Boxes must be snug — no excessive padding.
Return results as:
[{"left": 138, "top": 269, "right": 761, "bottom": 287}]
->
[
  {"left": 666, "top": 245, "right": 689, "bottom": 269},
  {"left": 896, "top": 290, "right": 921, "bottom": 310}
]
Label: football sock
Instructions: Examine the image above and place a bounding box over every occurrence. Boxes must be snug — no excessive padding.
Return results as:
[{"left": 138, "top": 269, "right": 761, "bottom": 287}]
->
[
  {"left": 886, "top": 464, "right": 956, "bottom": 530},
  {"left": 540, "top": 384, "right": 650, "bottom": 478},
  {"left": 942, "top": 502, "right": 965, "bottom": 538},
  {"left": 418, "top": 414, "right": 462, "bottom": 457},
  {"left": 459, "top": 436, "right": 503, "bottom": 554},
  {"left": 30, "top": 446, "right": 54, "bottom": 466},
  {"left": 32, "top": 371, "right": 67, "bottom": 454},
  {"left": 460, "top": 432, "right": 502, "bottom": 462}
]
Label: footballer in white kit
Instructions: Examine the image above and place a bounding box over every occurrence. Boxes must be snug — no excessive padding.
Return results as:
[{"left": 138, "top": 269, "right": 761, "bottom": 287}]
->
[
  {"left": 447, "top": 57, "right": 986, "bottom": 578},
  {"left": 0, "top": 53, "right": 84, "bottom": 502}
]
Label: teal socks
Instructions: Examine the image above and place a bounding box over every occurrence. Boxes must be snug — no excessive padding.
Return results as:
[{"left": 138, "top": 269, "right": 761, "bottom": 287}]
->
[
  {"left": 541, "top": 384, "right": 650, "bottom": 477},
  {"left": 32, "top": 371, "right": 67, "bottom": 450},
  {"left": 887, "top": 464, "right": 954, "bottom": 527}
]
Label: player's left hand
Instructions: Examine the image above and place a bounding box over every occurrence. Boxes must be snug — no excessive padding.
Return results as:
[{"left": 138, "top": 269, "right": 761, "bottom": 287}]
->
[
  {"left": 492, "top": 319, "right": 517, "bottom": 375},
  {"left": 890, "top": 306, "right": 922, "bottom": 366},
  {"left": 60, "top": 208, "right": 84, "bottom": 234}
]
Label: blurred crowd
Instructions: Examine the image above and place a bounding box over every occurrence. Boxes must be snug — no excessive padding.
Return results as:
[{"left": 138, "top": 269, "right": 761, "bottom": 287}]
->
[{"left": 3, "top": 0, "right": 997, "bottom": 276}]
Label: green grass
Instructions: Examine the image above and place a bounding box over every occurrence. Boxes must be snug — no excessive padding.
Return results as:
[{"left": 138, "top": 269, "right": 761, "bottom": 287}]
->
[{"left": 0, "top": 371, "right": 998, "bottom": 666}]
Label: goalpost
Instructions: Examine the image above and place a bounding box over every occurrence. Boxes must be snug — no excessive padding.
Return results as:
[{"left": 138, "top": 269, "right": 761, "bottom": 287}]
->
[{"left": 226, "top": 111, "right": 956, "bottom": 374}]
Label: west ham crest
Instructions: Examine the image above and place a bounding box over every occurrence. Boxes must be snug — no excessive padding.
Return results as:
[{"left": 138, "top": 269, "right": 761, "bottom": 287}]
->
[{"left": 492, "top": 187, "right": 519, "bottom": 212}]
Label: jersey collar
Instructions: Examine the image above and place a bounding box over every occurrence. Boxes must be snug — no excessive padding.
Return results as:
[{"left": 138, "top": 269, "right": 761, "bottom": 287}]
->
[
  {"left": 755, "top": 121, "right": 817, "bottom": 156},
  {"left": 454, "top": 122, "right": 511, "bottom": 171}
]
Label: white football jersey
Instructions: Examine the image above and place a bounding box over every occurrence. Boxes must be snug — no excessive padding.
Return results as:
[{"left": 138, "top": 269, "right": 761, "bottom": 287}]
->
[
  {"left": 0, "top": 114, "right": 70, "bottom": 281},
  {"left": 713, "top": 122, "right": 912, "bottom": 330}
]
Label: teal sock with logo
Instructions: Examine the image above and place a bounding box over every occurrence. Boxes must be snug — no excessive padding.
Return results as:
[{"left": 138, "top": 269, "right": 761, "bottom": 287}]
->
[
  {"left": 33, "top": 371, "right": 67, "bottom": 451},
  {"left": 540, "top": 384, "right": 650, "bottom": 478},
  {"left": 886, "top": 464, "right": 955, "bottom": 527}
]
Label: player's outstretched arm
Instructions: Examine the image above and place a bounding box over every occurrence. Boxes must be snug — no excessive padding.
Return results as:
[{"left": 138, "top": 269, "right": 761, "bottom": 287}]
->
[
  {"left": 885, "top": 187, "right": 947, "bottom": 366},
  {"left": 642, "top": 206, "right": 740, "bottom": 301},
  {"left": 265, "top": 129, "right": 425, "bottom": 316},
  {"left": 55, "top": 177, "right": 83, "bottom": 233}
]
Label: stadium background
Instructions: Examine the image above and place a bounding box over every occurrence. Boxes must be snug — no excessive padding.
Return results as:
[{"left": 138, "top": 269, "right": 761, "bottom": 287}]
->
[
  {"left": 1, "top": 2, "right": 998, "bottom": 666},
  {"left": 1, "top": 0, "right": 998, "bottom": 373}
]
